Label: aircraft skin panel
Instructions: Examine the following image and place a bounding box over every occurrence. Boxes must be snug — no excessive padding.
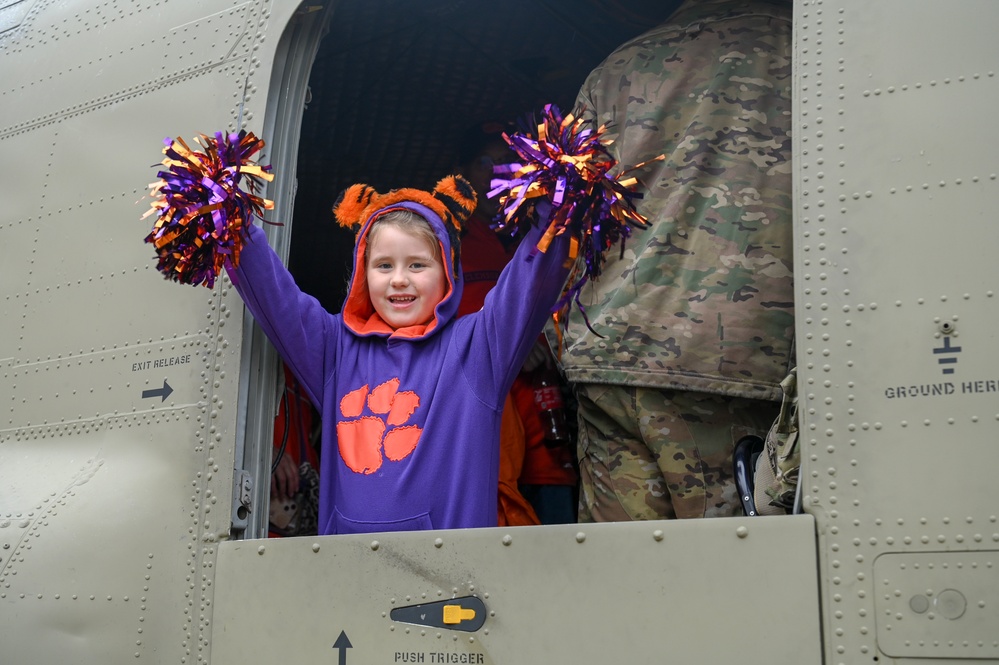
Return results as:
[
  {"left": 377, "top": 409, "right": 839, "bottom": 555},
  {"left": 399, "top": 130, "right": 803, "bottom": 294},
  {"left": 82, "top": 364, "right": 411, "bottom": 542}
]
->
[
  {"left": 2, "top": 89, "right": 252, "bottom": 368},
  {"left": 1, "top": 0, "right": 255, "bottom": 135},
  {"left": 211, "top": 516, "right": 823, "bottom": 665},
  {"left": 0, "top": 128, "right": 43, "bottom": 361},
  {"left": 794, "top": 0, "right": 999, "bottom": 662},
  {"left": 0, "top": 0, "right": 300, "bottom": 661},
  {"left": 6, "top": 336, "right": 213, "bottom": 427},
  {"left": 1, "top": 411, "right": 226, "bottom": 662}
]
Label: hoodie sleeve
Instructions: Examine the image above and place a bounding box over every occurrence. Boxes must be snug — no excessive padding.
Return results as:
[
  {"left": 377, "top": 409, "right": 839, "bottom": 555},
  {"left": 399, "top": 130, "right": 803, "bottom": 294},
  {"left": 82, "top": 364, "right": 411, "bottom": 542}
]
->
[
  {"left": 461, "top": 221, "right": 572, "bottom": 403},
  {"left": 226, "top": 224, "right": 334, "bottom": 409}
]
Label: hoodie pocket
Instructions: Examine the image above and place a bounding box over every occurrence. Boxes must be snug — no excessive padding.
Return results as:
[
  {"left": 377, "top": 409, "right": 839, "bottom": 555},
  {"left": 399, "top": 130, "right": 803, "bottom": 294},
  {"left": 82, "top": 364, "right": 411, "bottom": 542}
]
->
[{"left": 329, "top": 508, "right": 434, "bottom": 534}]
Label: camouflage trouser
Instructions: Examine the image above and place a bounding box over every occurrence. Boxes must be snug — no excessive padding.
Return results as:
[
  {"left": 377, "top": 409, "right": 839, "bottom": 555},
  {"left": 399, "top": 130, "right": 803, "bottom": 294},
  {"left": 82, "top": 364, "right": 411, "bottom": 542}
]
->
[{"left": 574, "top": 384, "right": 779, "bottom": 521}]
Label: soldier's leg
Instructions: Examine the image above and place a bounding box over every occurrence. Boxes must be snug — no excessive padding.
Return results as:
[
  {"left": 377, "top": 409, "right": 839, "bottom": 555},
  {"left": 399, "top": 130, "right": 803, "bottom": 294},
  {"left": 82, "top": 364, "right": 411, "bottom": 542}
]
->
[
  {"left": 637, "top": 390, "right": 779, "bottom": 519},
  {"left": 575, "top": 383, "right": 676, "bottom": 522}
]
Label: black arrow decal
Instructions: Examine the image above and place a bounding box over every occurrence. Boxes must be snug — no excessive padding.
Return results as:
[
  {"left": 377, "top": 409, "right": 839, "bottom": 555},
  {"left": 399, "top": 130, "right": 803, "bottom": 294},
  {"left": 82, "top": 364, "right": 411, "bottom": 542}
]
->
[
  {"left": 142, "top": 379, "right": 173, "bottom": 402},
  {"left": 332, "top": 631, "right": 352, "bottom": 665}
]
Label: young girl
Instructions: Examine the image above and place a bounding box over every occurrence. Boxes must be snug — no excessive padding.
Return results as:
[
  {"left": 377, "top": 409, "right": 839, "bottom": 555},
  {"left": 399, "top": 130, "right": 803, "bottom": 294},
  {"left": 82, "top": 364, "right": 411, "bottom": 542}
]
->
[{"left": 228, "top": 175, "right": 571, "bottom": 534}]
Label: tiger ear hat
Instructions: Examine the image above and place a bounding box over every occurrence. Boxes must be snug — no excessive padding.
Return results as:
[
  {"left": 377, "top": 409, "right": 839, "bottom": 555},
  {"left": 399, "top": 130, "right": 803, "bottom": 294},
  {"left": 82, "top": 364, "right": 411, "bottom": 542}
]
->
[
  {"left": 333, "top": 175, "right": 476, "bottom": 271},
  {"left": 332, "top": 175, "right": 476, "bottom": 237}
]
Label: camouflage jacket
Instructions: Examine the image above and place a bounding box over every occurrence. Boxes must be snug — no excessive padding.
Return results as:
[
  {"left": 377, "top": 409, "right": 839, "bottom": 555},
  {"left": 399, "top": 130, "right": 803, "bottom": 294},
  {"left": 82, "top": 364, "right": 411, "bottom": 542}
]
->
[{"left": 546, "top": 0, "right": 794, "bottom": 401}]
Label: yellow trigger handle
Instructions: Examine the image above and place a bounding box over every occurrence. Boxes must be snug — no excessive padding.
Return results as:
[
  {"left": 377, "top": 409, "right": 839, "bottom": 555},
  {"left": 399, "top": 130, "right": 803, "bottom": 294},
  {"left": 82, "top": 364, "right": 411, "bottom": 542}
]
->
[{"left": 442, "top": 605, "right": 476, "bottom": 624}]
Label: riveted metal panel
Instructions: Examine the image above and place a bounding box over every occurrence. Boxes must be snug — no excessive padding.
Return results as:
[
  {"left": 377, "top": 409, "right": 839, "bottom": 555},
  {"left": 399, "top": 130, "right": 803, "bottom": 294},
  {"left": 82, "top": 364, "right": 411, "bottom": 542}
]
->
[
  {"left": 874, "top": 551, "right": 999, "bottom": 658},
  {"left": 0, "top": 0, "right": 306, "bottom": 661},
  {"left": 794, "top": 1, "right": 999, "bottom": 663},
  {"left": 1, "top": 0, "right": 255, "bottom": 136},
  {"left": 0, "top": 410, "right": 231, "bottom": 662},
  {"left": 211, "top": 517, "right": 823, "bottom": 665}
]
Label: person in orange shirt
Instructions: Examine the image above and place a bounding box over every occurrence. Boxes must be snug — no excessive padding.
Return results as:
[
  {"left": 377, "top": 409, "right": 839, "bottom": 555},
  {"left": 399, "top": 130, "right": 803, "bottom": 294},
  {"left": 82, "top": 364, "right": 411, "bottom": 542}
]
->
[{"left": 269, "top": 363, "right": 321, "bottom": 537}]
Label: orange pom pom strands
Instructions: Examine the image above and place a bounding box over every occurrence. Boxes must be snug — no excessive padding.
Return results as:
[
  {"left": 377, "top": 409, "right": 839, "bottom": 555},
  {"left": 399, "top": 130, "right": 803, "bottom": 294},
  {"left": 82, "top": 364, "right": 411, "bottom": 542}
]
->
[
  {"left": 490, "top": 104, "right": 663, "bottom": 330},
  {"left": 143, "top": 130, "right": 274, "bottom": 288}
]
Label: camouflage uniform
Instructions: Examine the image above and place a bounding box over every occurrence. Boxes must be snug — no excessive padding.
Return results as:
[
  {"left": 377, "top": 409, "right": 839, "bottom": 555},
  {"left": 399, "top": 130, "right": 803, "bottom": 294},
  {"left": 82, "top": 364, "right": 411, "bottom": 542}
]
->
[
  {"left": 547, "top": 0, "right": 794, "bottom": 520},
  {"left": 576, "top": 386, "right": 783, "bottom": 520}
]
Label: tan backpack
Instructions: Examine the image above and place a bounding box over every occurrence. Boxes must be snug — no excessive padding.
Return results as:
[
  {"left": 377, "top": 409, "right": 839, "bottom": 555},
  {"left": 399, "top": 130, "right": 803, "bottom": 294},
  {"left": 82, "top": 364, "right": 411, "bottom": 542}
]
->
[{"left": 753, "top": 368, "right": 800, "bottom": 515}]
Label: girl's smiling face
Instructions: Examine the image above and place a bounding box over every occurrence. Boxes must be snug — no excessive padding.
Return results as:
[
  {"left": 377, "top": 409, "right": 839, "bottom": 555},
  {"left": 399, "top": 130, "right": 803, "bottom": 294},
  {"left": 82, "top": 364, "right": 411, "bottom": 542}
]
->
[{"left": 365, "top": 221, "right": 446, "bottom": 330}]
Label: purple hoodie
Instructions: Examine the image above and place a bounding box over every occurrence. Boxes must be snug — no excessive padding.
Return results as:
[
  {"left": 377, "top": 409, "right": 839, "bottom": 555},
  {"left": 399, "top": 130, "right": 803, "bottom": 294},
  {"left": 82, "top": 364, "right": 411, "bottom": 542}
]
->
[{"left": 229, "top": 200, "right": 570, "bottom": 534}]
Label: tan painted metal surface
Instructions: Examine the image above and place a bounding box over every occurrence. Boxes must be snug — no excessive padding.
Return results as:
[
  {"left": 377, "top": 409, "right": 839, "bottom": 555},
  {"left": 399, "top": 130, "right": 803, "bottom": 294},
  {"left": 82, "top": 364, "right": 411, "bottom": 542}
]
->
[
  {"left": 793, "top": 1, "right": 999, "bottom": 662},
  {"left": 0, "top": 0, "right": 303, "bottom": 660},
  {"left": 211, "top": 516, "right": 822, "bottom": 664}
]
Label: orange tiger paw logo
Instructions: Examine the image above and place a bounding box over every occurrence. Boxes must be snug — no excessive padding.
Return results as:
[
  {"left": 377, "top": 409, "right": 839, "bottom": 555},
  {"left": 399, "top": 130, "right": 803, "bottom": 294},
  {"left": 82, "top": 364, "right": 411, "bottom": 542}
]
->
[{"left": 336, "top": 378, "right": 422, "bottom": 474}]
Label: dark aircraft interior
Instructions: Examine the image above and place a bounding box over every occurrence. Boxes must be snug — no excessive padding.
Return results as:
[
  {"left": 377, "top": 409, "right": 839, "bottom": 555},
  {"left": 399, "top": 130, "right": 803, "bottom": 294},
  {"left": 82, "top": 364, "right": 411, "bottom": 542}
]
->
[{"left": 288, "top": 0, "right": 680, "bottom": 311}]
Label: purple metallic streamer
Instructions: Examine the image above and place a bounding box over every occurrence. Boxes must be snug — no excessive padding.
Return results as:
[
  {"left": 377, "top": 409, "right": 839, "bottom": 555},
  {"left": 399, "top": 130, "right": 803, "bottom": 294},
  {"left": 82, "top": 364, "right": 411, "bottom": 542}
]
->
[{"left": 144, "top": 130, "right": 274, "bottom": 288}]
